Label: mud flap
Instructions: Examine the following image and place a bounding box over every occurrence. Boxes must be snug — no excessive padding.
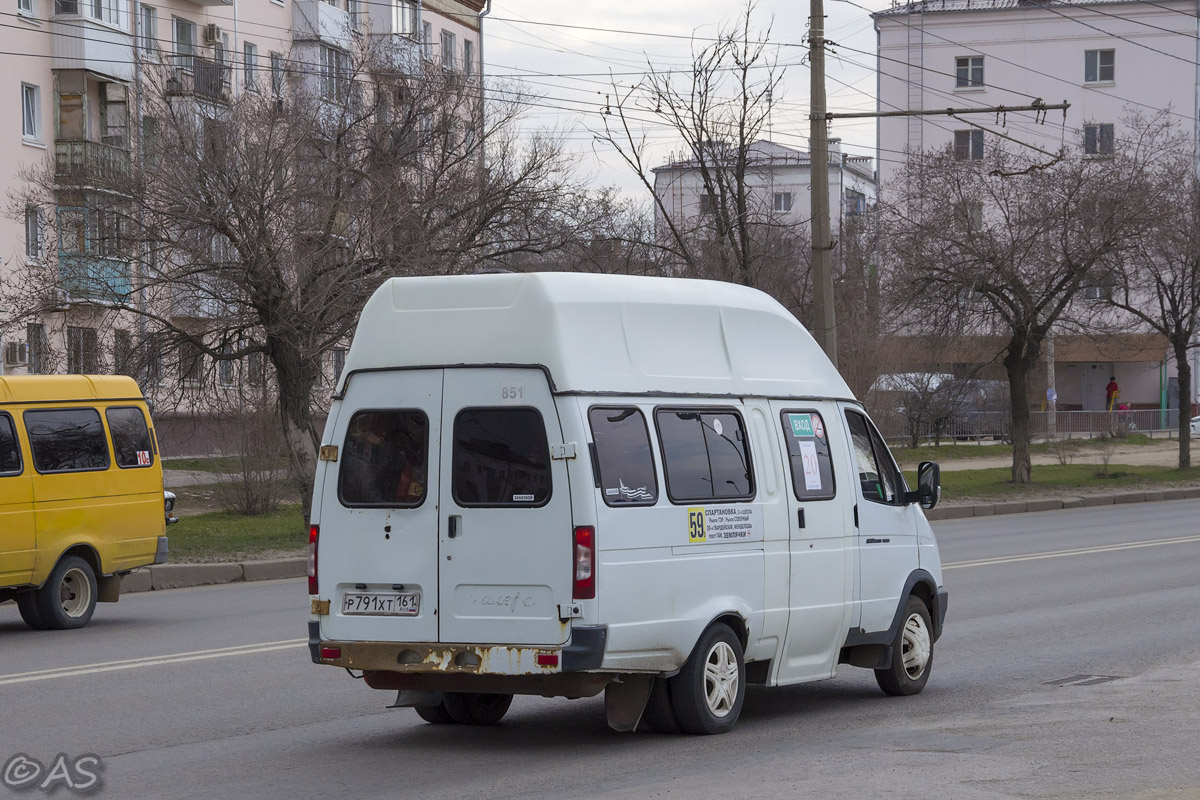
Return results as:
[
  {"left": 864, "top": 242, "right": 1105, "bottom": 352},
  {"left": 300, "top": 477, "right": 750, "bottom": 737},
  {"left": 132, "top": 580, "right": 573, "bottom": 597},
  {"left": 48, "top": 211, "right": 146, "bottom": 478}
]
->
[
  {"left": 97, "top": 575, "right": 121, "bottom": 603},
  {"left": 388, "top": 690, "right": 444, "bottom": 709},
  {"left": 604, "top": 675, "right": 654, "bottom": 733}
]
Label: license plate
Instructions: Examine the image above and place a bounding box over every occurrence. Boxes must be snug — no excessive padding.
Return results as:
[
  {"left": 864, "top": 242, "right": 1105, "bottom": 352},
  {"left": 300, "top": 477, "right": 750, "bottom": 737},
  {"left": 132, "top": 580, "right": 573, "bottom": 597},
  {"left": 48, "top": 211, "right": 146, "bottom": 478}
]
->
[{"left": 341, "top": 592, "right": 420, "bottom": 616}]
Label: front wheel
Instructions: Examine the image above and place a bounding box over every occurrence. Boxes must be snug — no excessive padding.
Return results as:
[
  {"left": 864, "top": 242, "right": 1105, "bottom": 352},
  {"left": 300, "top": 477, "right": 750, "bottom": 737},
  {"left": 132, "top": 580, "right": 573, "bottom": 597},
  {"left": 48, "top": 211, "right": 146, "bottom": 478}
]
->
[
  {"left": 442, "top": 693, "right": 513, "bottom": 725},
  {"left": 35, "top": 556, "right": 98, "bottom": 631},
  {"left": 668, "top": 623, "right": 745, "bottom": 735},
  {"left": 875, "top": 595, "right": 934, "bottom": 696}
]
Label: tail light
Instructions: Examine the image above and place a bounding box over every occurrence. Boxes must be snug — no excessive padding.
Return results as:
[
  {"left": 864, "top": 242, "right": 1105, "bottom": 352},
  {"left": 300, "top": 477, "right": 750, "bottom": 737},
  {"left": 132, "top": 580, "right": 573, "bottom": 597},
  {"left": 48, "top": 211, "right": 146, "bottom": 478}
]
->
[
  {"left": 308, "top": 525, "right": 319, "bottom": 595},
  {"left": 573, "top": 526, "right": 595, "bottom": 600}
]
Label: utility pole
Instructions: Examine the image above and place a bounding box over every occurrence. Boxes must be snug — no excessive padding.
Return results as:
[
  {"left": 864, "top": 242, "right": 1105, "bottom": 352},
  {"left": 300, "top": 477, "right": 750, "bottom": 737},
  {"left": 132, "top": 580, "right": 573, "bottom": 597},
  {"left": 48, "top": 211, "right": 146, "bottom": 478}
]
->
[{"left": 809, "top": 0, "right": 837, "bottom": 367}]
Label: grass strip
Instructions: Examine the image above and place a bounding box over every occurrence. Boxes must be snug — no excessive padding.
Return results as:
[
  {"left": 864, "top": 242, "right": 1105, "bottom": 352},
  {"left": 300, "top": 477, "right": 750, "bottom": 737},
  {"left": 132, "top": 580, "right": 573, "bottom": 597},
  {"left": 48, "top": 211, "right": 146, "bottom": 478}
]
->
[
  {"left": 167, "top": 505, "right": 307, "bottom": 562},
  {"left": 905, "top": 463, "right": 1200, "bottom": 501}
]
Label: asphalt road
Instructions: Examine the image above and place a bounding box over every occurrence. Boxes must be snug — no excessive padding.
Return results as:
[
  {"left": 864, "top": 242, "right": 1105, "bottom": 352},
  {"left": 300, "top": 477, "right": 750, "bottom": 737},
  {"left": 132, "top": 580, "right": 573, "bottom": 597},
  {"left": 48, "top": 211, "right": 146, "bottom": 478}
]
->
[{"left": 3, "top": 501, "right": 1200, "bottom": 799}]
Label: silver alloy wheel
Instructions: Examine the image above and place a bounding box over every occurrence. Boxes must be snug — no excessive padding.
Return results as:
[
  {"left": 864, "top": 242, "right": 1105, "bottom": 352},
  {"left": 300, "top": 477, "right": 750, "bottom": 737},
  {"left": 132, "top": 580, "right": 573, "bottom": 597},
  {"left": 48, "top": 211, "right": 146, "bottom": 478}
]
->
[
  {"left": 901, "top": 612, "right": 932, "bottom": 680},
  {"left": 703, "top": 641, "right": 740, "bottom": 717},
  {"left": 59, "top": 567, "right": 92, "bottom": 619}
]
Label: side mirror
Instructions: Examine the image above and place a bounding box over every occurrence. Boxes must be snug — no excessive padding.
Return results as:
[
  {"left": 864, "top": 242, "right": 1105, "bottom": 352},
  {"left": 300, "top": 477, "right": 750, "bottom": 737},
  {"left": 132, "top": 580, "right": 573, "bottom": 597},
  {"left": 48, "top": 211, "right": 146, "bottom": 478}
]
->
[{"left": 915, "top": 461, "right": 941, "bottom": 510}]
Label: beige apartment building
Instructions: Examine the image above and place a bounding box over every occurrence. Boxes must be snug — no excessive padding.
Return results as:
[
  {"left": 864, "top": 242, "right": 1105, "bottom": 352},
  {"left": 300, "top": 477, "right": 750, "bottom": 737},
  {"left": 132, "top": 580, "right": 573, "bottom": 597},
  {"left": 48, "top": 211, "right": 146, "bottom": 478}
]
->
[{"left": 0, "top": 0, "right": 485, "bottom": 385}]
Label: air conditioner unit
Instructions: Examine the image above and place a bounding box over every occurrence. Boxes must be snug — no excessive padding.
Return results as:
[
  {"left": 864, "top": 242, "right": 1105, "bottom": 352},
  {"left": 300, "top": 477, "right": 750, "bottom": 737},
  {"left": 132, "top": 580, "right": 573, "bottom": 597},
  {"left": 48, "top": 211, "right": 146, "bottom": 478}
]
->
[
  {"left": 202, "top": 23, "right": 223, "bottom": 44},
  {"left": 4, "top": 341, "right": 28, "bottom": 366}
]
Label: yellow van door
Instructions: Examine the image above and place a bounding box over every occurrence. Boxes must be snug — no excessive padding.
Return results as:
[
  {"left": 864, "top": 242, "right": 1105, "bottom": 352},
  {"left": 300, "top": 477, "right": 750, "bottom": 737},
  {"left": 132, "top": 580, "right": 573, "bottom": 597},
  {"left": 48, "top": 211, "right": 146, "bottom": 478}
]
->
[
  {"left": 0, "top": 411, "right": 36, "bottom": 586},
  {"left": 101, "top": 405, "right": 162, "bottom": 570}
]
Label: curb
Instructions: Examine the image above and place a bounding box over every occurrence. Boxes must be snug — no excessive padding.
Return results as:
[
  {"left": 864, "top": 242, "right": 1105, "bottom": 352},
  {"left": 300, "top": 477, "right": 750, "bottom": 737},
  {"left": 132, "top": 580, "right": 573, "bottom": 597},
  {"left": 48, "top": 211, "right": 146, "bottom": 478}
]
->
[
  {"left": 926, "top": 486, "right": 1200, "bottom": 521},
  {"left": 120, "top": 557, "right": 306, "bottom": 595}
]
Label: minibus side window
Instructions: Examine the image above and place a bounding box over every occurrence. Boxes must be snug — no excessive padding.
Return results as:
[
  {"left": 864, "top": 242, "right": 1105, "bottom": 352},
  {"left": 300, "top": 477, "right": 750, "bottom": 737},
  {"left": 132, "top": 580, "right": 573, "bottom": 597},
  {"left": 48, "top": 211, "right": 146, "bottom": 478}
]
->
[
  {"left": 0, "top": 413, "right": 21, "bottom": 475},
  {"left": 24, "top": 408, "right": 110, "bottom": 473},
  {"left": 452, "top": 407, "right": 551, "bottom": 507},
  {"left": 339, "top": 409, "right": 429, "bottom": 507},
  {"left": 780, "top": 410, "right": 836, "bottom": 501},
  {"left": 846, "top": 410, "right": 899, "bottom": 505},
  {"left": 655, "top": 408, "right": 754, "bottom": 503},
  {"left": 106, "top": 407, "right": 154, "bottom": 468},
  {"left": 588, "top": 406, "right": 658, "bottom": 507}
]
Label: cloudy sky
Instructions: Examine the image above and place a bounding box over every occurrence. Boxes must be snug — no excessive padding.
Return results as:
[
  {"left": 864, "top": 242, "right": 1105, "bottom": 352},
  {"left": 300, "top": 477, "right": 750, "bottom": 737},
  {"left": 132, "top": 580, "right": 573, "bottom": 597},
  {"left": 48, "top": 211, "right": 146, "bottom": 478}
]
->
[{"left": 483, "top": 0, "right": 895, "bottom": 194}]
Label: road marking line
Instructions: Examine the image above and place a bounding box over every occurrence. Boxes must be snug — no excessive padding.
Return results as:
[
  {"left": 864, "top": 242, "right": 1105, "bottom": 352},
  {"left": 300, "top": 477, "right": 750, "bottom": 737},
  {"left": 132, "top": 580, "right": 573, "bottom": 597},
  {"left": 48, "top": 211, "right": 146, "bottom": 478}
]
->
[
  {"left": 0, "top": 639, "right": 307, "bottom": 686},
  {"left": 944, "top": 534, "right": 1200, "bottom": 570}
]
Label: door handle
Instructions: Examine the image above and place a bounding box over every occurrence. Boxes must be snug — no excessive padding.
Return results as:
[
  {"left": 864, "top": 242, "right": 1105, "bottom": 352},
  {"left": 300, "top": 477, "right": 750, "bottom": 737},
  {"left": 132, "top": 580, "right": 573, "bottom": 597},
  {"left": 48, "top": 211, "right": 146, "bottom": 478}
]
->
[{"left": 448, "top": 515, "right": 461, "bottom": 539}]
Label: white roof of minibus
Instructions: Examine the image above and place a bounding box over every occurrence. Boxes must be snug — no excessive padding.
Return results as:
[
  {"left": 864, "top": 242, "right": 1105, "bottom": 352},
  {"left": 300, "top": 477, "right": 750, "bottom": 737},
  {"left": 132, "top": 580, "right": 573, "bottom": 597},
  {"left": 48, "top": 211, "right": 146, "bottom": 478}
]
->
[{"left": 341, "top": 273, "right": 854, "bottom": 400}]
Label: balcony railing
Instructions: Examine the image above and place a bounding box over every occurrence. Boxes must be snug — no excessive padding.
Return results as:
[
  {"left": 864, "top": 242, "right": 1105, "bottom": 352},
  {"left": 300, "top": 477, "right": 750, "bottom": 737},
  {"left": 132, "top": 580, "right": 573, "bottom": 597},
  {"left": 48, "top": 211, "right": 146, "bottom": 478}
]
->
[
  {"left": 59, "top": 252, "right": 132, "bottom": 301},
  {"left": 54, "top": 139, "right": 131, "bottom": 186},
  {"left": 194, "top": 57, "right": 230, "bottom": 102}
]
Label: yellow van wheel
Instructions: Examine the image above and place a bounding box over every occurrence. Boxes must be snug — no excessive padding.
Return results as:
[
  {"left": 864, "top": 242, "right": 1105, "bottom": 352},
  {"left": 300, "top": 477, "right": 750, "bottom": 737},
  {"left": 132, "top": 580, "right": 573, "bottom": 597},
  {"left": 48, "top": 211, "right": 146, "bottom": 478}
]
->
[{"left": 35, "top": 556, "right": 98, "bottom": 631}]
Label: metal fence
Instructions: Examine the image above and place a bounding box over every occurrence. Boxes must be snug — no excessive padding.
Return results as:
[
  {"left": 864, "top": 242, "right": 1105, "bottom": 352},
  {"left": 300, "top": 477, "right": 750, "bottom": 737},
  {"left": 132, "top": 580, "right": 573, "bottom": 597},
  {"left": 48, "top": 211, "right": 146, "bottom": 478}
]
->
[{"left": 877, "top": 409, "right": 1185, "bottom": 444}]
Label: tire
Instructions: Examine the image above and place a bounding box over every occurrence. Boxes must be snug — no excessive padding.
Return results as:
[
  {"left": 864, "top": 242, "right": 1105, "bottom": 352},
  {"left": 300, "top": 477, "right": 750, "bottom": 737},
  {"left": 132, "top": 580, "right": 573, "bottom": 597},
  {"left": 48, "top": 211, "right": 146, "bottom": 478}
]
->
[
  {"left": 875, "top": 595, "right": 934, "bottom": 697},
  {"left": 638, "top": 677, "right": 682, "bottom": 734},
  {"left": 414, "top": 701, "right": 457, "bottom": 725},
  {"left": 442, "top": 693, "right": 513, "bottom": 725},
  {"left": 35, "top": 556, "right": 98, "bottom": 631},
  {"left": 668, "top": 623, "right": 745, "bottom": 735},
  {"left": 16, "top": 591, "right": 48, "bottom": 630}
]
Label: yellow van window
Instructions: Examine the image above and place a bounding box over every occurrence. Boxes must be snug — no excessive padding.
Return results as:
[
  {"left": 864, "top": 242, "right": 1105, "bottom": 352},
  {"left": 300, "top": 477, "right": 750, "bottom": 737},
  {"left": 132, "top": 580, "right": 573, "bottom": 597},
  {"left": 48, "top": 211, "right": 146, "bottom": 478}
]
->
[
  {"left": 24, "top": 408, "right": 110, "bottom": 473},
  {"left": 0, "top": 413, "right": 20, "bottom": 474},
  {"left": 106, "top": 407, "right": 154, "bottom": 468}
]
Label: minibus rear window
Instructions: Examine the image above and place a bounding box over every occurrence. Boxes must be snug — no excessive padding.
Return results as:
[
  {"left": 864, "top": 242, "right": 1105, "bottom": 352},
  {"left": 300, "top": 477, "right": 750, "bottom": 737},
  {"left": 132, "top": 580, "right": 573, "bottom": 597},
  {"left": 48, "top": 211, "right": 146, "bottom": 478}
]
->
[
  {"left": 0, "top": 413, "right": 21, "bottom": 475},
  {"left": 452, "top": 408, "right": 551, "bottom": 507},
  {"left": 588, "top": 406, "right": 658, "bottom": 507},
  {"left": 106, "top": 407, "right": 154, "bottom": 469},
  {"left": 339, "top": 410, "right": 429, "bottom": 507},
  {"left": 655, "top": 408, "right": 754, "bottom": 503},
  {"left": 24, "top": 408, "right": 110, "bottom": 473}
]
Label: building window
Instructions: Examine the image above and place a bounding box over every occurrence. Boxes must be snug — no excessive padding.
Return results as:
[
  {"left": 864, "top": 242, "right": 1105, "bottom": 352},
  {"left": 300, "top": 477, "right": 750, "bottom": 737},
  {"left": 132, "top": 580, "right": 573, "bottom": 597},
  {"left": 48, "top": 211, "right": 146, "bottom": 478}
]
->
[
  {"left": 331, "top": 348, "right": 346, "bottom": 381},
  {"left": 218, "top": 344, "right": 234, "bottom": 386},
  {"left": 180, "top": 339, "right": 204, "bottom": 383},
  {"left": 21, "top": 83, "right": 40, "bottom": 142},
  {"left": 1084, "top": 123, "right": 1115, "bottom": 156},
  {"left": 173, "top": 17, "right": 195, "bottom": 70},
  {"left": 24, "top": 206, "right": 42, "bottom": 259},
  {"left": 845, "top": 190, "right": 866, "bottom": 216},
  {"left": 67, "top": 326, "right": 99, "bottom": 374},
  {"left": 955, "top": 56, "right": 983, "bottom": 88},
  {"left": 773, "top": 192, "right": 792, "bottom": 213},
  {"left": 270, "top": 51, "right": 284, "bottom": 96},
  {"left": 440, "top": 30, "right": 456, "bottom": 69},
  {"left": 27, "top": 324, "right": 49, "bottom": 374},
  {"left": 113, "top": 329, "right": 134, "bottom": 376},
  {"left": 244, "top": 42, "right": 258, "bottom": 90},
  {"left": 463, "top": 39, "right": 474, "bottom": 78},
  {"left": 955, "top": 201, "right": 984, "bottom": 232},
  {"left": 19, "top": 0, "right": 34, "bottom": 15},
  {"left": 422, "top": 21, "right": 433, "bottom": 61},
  {"left": 392, "top": 0, "right": 416, "bottom": 35},
  {"left": 1085, "top": 49, "right": 1115, "bottom": 83},
  {"left": 699, "top": 192, "right": 716, "bottom": 215},
  {"left": 138, "top": 5, "right": 156, "bottom": 55},
  {"left": 319, "top": 44, "right": 351, "bottom": 101},
  {"left": 954, "top": 129, "right": 984, "bottom": 160},
  {"left": 55, "top": 0, "right": 118, "bottom": 23}
]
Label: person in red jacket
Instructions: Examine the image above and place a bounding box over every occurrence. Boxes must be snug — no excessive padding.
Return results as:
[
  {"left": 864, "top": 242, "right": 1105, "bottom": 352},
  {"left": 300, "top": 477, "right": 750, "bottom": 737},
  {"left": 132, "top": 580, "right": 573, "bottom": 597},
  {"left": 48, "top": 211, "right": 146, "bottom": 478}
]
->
[{"left": 1106, "top": 377, "right": 1119, "bottom": 410}]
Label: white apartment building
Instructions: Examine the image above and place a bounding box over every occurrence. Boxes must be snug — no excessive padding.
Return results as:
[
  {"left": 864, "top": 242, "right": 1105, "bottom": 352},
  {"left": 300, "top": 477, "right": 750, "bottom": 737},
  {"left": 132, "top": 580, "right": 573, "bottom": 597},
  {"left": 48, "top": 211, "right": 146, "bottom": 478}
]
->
[
  {"left": 652, "top": 139, "right": 877, "bottom": 238},
  {"left": 874, "top": 0, "right": 1200, "bottom": 414},
  {"left": 0, "top": 0, "right": 485, "bottom": 382}
]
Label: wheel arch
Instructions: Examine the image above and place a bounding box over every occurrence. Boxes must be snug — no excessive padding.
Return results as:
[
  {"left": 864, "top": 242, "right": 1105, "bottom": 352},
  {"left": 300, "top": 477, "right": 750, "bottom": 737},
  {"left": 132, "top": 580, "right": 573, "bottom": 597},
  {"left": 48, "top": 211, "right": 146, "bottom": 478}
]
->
[{"left": 57, "top": 544, "right": 103, "bottom": 582}]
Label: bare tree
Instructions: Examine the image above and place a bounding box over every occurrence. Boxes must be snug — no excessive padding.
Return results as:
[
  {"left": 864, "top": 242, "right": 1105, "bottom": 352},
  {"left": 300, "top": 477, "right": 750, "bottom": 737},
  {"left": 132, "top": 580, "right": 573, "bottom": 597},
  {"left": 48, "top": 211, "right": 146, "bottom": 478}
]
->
[
  {"left": 5, "top": 47, "right": 587, "bottom": 515},
  {"left": 1107, "top": 131, "right": 1200, "bottom": 468},
  {"left": 882, "top": 123, "right": 1168, "bottom": 483}
]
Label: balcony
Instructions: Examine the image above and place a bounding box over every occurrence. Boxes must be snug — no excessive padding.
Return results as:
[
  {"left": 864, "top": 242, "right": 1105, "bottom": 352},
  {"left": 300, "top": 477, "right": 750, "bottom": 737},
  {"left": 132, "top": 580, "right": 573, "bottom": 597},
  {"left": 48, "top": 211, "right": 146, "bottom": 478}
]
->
[
  {"left": 50, "top": 15, "right": 134, "bottom": 82},
  {"left": 293, "top": 0, "right": 353, "bottom": 49},
  {"left": 166, "top": 59, "right": 230, "bottom": 103},
  {"left": 54, "top": 140, "right": 131, "bottom": 187},
  {"left": 59, "top": 253, "right": 132, "bottom": 302}
]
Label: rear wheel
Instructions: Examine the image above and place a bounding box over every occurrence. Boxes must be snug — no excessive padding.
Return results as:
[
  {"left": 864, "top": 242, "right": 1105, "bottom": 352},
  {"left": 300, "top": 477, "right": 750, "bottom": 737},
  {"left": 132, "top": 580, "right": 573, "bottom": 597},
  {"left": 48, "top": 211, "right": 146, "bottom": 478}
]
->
[
  {"left": 35, "top": 556, "right": 98, "bottom": 631},
  {"left": 875, "top": 595, "right": 934, "bottom": 697},
  {"left": 442, "top": 692, "right": 513, "bottom": 725},
  {"left": 16, "top": 591, "right": 47, "bottom": 630},
  {"left": 414, "top": 701, "right": 457, "bottom": 725},
  {"left": 668, "top": 623, "right": 745, "bottom": 735}
]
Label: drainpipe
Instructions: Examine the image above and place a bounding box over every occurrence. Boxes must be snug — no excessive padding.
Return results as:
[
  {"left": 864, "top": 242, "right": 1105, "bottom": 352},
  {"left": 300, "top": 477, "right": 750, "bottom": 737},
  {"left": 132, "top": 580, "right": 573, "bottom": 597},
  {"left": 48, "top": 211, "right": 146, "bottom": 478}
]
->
[
  {"left": 131, "top": 0, "right": 149, "bottom": 374},
  {"left": 478, "top": 0, "right": 491, "bottom": 136},
  {"left": 1195, "top": 0, "right": 1199, "bottom": 179}
]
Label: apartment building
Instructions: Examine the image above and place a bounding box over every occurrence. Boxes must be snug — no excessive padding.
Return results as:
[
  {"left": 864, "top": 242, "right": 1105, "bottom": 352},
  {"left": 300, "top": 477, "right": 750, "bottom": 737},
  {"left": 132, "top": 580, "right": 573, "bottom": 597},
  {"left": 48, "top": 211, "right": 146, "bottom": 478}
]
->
[
  {"left": 873, "top": 0, "right": 1200, "bottom": 414},
  {"left": 0, "top": 0, "right": 485, "bottom": 387},
  {"left": 652, "top": 139, "right": 877, "bottom": 238}
]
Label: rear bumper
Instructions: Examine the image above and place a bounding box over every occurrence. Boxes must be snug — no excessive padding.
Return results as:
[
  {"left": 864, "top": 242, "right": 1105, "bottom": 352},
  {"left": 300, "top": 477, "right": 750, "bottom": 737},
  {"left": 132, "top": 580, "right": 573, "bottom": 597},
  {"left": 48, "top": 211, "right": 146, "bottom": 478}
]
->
[{"left": 308, "top": 623, "right": 608, "bottom": 676}]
